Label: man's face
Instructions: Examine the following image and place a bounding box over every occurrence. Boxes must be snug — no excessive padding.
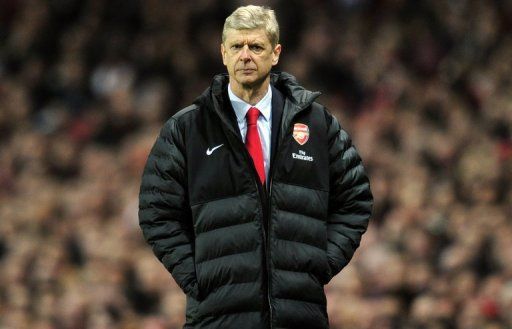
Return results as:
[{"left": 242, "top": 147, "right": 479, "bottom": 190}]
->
[{"left": 221, "top": 28, "right": 281, "bottom": 89}]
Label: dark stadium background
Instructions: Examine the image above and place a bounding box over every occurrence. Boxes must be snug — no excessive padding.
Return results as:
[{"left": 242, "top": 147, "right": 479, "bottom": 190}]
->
[{"left": 1, "top": 0, "right": 511, "bottom": 328}]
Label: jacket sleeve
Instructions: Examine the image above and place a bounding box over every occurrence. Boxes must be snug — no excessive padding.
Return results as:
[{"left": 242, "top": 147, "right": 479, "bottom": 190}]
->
[
  {"left": 138, "top": 118, "right": 199, "bottom": 299},
  {"left": 325, "top": 113, "right": 373, "bottom": 282}
]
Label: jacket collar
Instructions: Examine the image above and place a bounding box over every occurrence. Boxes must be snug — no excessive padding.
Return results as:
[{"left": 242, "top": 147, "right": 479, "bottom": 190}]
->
[
  {"left": 204, "top": 71, "right": 321, "bottom": 117},
  {"left": 195, "top": 71, "right": 321, "bottom": 145},
  {"left": 270, "top": 72, "right": 321, "bottom": 110}
]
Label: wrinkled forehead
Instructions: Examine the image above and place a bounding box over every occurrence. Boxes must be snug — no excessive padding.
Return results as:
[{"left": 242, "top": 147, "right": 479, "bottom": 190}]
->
[{"left": 223, "top": 28, "right": 272, "bottom": 45}]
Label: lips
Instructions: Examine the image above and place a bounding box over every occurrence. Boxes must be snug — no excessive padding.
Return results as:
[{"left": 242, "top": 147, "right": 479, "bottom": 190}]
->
[{"left": 237, "top": 68, "right": 256, "bottom": 73}]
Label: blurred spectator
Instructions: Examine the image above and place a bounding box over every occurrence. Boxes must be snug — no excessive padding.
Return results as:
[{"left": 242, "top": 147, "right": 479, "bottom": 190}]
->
[{"left": 1, "top": 0, "right": 511, "bottom": 328}]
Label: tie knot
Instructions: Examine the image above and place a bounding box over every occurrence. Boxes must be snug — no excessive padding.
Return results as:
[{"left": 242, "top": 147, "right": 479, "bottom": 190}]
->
[{"left": 246, "top": 107, "right": 260, "bottom": 126}]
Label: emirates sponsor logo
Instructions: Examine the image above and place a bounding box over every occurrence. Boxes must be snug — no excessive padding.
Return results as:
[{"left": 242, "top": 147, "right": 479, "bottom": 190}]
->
[
  {"left": 292, "top": 149, "right": 314, "bottom": 162},
  {"left": 292, "top": 123, "right": 309, "bottom": 145}
]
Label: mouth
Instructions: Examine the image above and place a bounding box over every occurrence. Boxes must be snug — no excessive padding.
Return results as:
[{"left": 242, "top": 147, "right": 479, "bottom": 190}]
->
[{"left": 237, "top": 68, "right": 256, "bottom": 73}]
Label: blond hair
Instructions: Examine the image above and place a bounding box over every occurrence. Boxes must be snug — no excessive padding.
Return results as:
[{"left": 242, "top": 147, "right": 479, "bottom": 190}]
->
[{"left": 222, "top": 5, "right": 279, "bottom": 46}]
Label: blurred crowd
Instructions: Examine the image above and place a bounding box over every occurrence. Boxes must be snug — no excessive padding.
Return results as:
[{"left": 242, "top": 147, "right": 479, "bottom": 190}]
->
[{"left": 1, "top": 0, "right": 512, "bottom": 328}]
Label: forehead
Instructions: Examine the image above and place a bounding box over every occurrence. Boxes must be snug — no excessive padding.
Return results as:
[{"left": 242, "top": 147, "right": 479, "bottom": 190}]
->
[{"left": 224, "top": 28, "right": 271, "bottom": 44}]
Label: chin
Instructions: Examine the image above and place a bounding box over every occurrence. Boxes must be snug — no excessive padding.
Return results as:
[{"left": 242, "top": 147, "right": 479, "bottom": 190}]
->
[
  {"left": 236, "top": 77, "right": 257, "bottom": 87},
  {"left": 236, "top": 74, "right": 266, "bottom": 87}
]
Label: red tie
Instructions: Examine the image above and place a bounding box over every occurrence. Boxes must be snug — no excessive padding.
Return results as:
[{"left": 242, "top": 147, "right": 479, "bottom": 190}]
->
[{"left": 245, "top": 107, "right": 265, "bottom": 185}]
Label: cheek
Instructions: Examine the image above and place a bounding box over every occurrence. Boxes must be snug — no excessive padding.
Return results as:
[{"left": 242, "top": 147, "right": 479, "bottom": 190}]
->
[
  {"left": 261, "top": 57, "right": 274, "bottom": 69},
  {"left": 225, "top": 57, "right": 235, "bottom": 69},
  {"left": 230, "top": 59, "right": 239, "bottom": 70}
]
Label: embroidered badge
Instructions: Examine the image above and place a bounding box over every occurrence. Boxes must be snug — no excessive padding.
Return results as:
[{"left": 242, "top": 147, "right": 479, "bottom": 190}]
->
[{"left": 292, "top": 123, "right": 309, "bottom": 145}]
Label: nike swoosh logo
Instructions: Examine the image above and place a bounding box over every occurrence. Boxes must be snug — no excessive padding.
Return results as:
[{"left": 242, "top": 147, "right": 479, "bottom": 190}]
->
[{"left": 206, "top": 144, "right": 224, "bottom": 155}]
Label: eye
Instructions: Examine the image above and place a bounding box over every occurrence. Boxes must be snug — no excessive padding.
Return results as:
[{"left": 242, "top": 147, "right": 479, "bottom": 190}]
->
[
  {"left": 231, "top": 44, "right": 242, "bottom": 50},
  {"left": 250, "top": 45, "right": 264, "bottom": 52}
]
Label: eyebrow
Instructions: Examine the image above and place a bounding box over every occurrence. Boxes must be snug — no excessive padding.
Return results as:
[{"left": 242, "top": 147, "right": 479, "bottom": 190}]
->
[
  {"left": 230, "top": 42, "right": 265, "bottom": 50},
  {"left": 229, "top": 39, "right": 265, "bottom": 45}
]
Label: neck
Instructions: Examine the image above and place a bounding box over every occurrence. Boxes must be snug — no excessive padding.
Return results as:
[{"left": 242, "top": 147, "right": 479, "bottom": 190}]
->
[{"left": 230, "top": 78, "right": 270, "bottom": 105}]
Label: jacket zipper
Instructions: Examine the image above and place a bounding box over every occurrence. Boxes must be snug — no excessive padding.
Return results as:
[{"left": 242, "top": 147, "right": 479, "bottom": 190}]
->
[
  {"left": 214, "top": 96, "right": 312, "bottom": 329},
  {"left": 261, "top": 114, "right": 296, "bottom": 329},
  {"left": 255, "top": 178, "right": 273, "bottom": 329},
  {"left": 264, "top": 119, "right": 292, "bottom": 329},
  {"left": 260, "top": 105, "right": 307, "bottom": 329},
  {"left": 263, "top": 104, "right": 310, "bottom": 326},
  {"left": 266, "top": 178, "right": 273, "bottom": 329},
  {"left": 224, "top": 127, "right": 274, "bottom": 328}
]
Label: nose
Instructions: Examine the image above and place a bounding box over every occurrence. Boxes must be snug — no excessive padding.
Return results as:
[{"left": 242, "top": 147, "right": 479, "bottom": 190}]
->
[{"left": 239, "top": 45, "right": 251, "bottom": 62}]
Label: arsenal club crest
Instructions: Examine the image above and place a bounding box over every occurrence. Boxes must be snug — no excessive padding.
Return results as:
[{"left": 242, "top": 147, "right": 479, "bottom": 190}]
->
[{"left": 293, "top": 123, "right": 309, "bottom": 145}]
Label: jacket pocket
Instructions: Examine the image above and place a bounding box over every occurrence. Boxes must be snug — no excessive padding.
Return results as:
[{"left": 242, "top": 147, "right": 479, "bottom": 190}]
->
[
  {"left": 185, "top": 294, "right": 200, "bottom": 325},
  {"left": 317, "top": 251, "right": 332, "bottom": 285},
  {"left": 195, "top": 262, "right": 209, "bottom": 300}
]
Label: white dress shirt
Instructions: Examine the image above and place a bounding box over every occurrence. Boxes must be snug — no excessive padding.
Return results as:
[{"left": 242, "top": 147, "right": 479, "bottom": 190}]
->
[{"left": 228, "top": 83, "right": 272, "bottom": 181}]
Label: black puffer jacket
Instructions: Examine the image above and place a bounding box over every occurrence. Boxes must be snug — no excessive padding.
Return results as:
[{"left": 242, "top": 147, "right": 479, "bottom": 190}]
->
[{"left": 139, "top": 72, "right": 372, "bottom": 329}]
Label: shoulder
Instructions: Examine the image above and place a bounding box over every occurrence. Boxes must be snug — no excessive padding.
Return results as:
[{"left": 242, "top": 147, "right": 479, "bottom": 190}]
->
[
  {"left": 159, "top": 103, "right": 203, "bottom": 134},
  {"left": 307, "top": 102, "right": 352, "bottom": 145},
  {"left": 310, "top": 101, "right": 328, "bottom": 114},
  {"left": 306, "top": 101, "right": 339, "bottom": 131},
  {"left": 174, "top": 103, "right": 200, "bottom": 118},
  {"left": 172, "top": 104, "right": 201, "bottom": 123}
]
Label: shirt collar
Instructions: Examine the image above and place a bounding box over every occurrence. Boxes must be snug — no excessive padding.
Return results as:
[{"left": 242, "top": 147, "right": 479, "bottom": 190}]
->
[{"left": 228, "top": 83, "right": 272, "bottom": 124}]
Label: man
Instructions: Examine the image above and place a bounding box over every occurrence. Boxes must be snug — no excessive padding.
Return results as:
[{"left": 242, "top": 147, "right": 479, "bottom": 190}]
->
[{"left": 139, "top": 5, "right": 372, "bottom": 329}]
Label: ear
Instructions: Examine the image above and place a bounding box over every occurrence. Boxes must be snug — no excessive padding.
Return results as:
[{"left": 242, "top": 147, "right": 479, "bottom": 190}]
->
[
  {"left": 272, "top": 44, "right": 282, "bottom": 66},
  {"left": 221, "top": 43, "right": 227, "bottom": 66}
]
